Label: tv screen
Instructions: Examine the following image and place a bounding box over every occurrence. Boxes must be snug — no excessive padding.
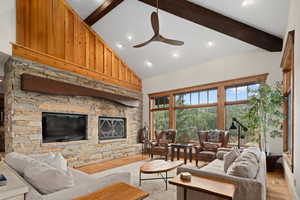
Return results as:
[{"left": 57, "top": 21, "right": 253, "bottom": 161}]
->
[{"left": 42, "top": 112, "right": 87, "bottom": 143}]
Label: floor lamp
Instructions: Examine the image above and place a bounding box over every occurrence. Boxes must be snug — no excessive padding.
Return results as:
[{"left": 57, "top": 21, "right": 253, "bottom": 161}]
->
[{"left": 229, "top": 118, "right": 248, "bottom": 149}]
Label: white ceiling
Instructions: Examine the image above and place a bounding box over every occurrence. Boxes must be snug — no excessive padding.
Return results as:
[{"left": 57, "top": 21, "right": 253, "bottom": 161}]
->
[{"left": 66, "top": 0, "right": 289, "bottom": 79}]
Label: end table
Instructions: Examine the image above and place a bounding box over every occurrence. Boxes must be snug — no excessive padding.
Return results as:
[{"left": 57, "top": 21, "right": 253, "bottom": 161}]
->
[{"left": 171, "top": 144, "right": 194, "bottom": 164}]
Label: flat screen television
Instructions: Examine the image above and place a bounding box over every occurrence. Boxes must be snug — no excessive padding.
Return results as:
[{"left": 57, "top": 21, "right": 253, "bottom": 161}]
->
[{"left": 42, "top": 112, "right": 87, "bottom": 143}]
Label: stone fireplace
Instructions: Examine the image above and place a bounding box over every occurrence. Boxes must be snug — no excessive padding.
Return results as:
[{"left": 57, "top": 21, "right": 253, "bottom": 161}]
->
[{"left": 4, "top": 56, "right": 143, "bottom": 167}]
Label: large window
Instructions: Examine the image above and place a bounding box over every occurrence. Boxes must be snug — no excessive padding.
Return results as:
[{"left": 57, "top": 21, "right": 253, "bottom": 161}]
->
[
  {"left": 176, "top": 107, "right": 217, "bottom": 140},
  {"left": 225, "top": 83, "right": 260, "bottom": 145},
  {"left": 149, "top": 74, "right": 267, "bottom": 144}
]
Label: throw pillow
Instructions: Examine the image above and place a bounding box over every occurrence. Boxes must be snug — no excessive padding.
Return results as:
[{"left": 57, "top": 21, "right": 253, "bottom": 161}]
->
[
  {"left": 216, "top": 151, "right": 228, "bottom": 160},
  {"left": 5, "top": 152, "right": 36, "bottom": 176},
  {"left": 31, "top": 152, "right": 68, "bottom": 171},
  {"left": 223, "top": 149, "right": 240, "bottom": 173},
  {"left": 202, "top": 142, "right": 222, "bottom": 151},
  {"left": 24, "top": 159, "right": 74, "bottom": 194},
  {"left": 227, "top": 151, "right": 259, "bottom": 179},
  {"left": 244, "top": 147, "right": 261, "bottom": 162}
]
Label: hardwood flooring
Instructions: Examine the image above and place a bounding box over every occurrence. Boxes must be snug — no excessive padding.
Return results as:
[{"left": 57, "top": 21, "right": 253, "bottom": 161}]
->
[{"left": 76, "top": 154, "right": 292, "bottom": 200}]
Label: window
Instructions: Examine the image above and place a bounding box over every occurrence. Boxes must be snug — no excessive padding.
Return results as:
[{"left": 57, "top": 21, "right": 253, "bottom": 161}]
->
[
  {"left": 176, "top": 89, "right": 218, "bottom": 106},
  {"left": 225, "top": 104, "right": 255, "bottom": 145},
  {"left": 176, "top": 107, "right": 217, "bottom": 140},
  {"left": 153, "top": 110, "right": 169, "bottom": 131},
  {"left": 153, "top": 96, "right": 169, "bottom": 109},
  {"left": 226, "top": 84, "right": 260, "bottom": 102},
  {"left": 149, "top": 74, "right": 267, "bottom": 142}
]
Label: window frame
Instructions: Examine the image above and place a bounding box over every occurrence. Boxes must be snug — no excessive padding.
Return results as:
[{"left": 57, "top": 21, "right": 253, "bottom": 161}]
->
[{"left": 148, "top": 74, "right": 268, "bottom": 140}]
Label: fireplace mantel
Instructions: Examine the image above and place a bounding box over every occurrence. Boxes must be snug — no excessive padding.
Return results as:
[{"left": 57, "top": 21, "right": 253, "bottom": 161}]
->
[{"left": 21, "top": 74, "right": 140, "bottom": 107}]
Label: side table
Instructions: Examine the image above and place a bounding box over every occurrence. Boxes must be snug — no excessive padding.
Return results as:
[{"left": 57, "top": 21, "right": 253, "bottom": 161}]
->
[
  {"left": 169, "top": 174, "right": 235, "bottom": 200},
  {"left": 171, "top": 144, "right": 194, "bottom": 164},
  {"left": 266, "top": 153, "right": 282, "bottom": 172},
  {"left": 0, "top": 162, "right": 29, "bottom": 200}
]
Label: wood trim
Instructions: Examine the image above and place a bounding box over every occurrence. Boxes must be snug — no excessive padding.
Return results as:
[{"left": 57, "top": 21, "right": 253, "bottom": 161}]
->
[
  {"left": 150, "top": 107, "right": 169, "bottom": 112},
  {"left": 217, "top": 87, "right": 225, "bottom": 130},
  {"left": 149, "top": 73, "right": 268, "bottom": 97},
  {"left": 281, "top": 30, "right": 295, "bottom": 172},
  {"left": 169, "top": 94, "right": 176, "bottom": 129},
  {"left": 225, "top": 100, "right": 249, "bottom": 106},
  {"left": 14, "top": 0, "right": 142, "bottom": 92},
  {"left": 84, "top": 0, "right": 124, "bottom": 26},
  {"left": 12, "top": 43, "right": 141, "bottom": 92},
  {"left": 174, "top": 104, "right": 217, "bottom": 110},
  {"left": 138, "top": 0, "right": 283, "bottom": 52},
  {"left": 21, "top": 74, "right": 139, "bottom": 107}
]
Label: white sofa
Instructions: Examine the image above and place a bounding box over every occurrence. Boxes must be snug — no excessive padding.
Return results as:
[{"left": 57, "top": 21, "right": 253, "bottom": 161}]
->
[
  {"left": 177, "top": 150, "right": 266, "bottom": 200},
  {"left": 4, "top": 153, "right": 131, "bottom": 200}
]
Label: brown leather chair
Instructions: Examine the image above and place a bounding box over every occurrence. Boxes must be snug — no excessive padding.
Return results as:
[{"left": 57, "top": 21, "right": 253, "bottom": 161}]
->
[
  {"left": 195, "top": 130, "right": 229, "bottom": 165},
  {"left": 150, "top": 129, "right": 177, "bottom": 160}
]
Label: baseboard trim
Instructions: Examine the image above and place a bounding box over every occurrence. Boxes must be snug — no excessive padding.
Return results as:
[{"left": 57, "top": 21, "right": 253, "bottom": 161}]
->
[{"left": 283, "top": 158, "right": 299, "bottom": 200}]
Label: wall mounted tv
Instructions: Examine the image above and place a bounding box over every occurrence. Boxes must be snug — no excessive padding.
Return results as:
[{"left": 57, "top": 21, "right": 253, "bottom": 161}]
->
[{"left": 42, "top": 112, "right": 87, "bottom": 143}]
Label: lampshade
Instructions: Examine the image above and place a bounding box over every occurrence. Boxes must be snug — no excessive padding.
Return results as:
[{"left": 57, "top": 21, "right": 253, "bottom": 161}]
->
[{"left": 229, "top": 122, "right": 237, "bottom": 130}]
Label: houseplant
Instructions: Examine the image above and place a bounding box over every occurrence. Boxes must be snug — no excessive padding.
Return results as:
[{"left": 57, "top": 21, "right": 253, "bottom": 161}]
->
[{"left": 243, "top": 82, "right": 285, "bottom": 153}]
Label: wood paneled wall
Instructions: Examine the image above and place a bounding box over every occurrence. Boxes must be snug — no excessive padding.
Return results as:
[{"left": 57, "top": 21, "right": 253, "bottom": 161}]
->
[{"left": 13, "top": 0, "right": 142, "bottom": 91}]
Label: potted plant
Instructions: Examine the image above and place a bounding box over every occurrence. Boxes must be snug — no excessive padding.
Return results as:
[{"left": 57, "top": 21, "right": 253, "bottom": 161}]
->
[{"left": 243, "top": 82, "right": 285, "bottom": 153}]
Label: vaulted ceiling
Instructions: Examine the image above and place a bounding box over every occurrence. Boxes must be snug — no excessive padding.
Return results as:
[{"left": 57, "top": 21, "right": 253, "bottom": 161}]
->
[{"left": 67, "top": 0, "right": 289, "bottom": 79}]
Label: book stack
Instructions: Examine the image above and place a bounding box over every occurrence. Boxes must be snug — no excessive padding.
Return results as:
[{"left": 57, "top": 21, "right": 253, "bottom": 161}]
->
[{"left": 0, "top": 174, "right": 7, "bottom": 186}]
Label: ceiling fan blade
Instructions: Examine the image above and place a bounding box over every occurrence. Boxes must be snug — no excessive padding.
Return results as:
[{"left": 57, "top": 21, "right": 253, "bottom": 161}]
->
[
  {"left": 151, "top": 12, "right": 159, "bottom": 35},
  {"left": 133, "top": 35, "right": 156, "bottom": 48},
  {"left": 159, "top": 35, "right": 184, "bottom": 46}
]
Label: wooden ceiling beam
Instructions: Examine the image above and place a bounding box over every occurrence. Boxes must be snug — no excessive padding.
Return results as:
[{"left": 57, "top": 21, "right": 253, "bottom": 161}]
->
[
  {"left": 84, "top": 0, "right": 124, "bottom": 26},
  {"left": 138, "top": 0, "right": 283, "bottom": 52}
]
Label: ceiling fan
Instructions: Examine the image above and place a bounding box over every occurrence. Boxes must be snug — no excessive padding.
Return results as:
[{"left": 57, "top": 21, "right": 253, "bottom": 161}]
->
[{"left": 133, "top": 0, "right": 184, "bottom": 48}]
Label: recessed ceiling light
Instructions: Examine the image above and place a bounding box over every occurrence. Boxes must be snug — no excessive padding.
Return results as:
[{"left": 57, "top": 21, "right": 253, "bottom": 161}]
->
[
  {"left": 127, "top": 35, "right": 133, "bottom": 41},
  {"left": 116, "top": 43, "right": 123, "bottom": 49},
  {"left": 145, "top": 61, "right": 153, "bottom": 68},
  {"left": 242, "top": 0, "right": 254, "bottom": 7},
  {"left": 0, "top": 80, "right": 2, "bottom": 82},
  {"left": 206, "top": 41, "right": 215, "bottom": 48},
  {"left": 172, "top": 52, "right": 180, "bottom": 58}
]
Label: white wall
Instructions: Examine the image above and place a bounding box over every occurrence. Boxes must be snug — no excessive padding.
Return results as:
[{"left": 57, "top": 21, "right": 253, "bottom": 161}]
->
[
  {"left": 0, "top": 0, "right": 16, "bottom": 55},
  {"left": 286, "top": 0, "right": 300, "bottom": 198},
  {"left": 143, "top": 50, "right": 282, "bottom": 152}
]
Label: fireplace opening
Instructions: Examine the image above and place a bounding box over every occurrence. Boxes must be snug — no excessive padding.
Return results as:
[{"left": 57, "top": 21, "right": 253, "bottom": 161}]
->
[
  {"left": 99, "top": 117, "right": 126, "bottom": 140},
  {"left": 42, "top": 112, "right": 87, "bottom": 143}
]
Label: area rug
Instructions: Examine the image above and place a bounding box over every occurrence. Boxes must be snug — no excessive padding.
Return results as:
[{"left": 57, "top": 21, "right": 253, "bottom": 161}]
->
[{"left": 91, "top": 160, "right": 178, "bottom": 200}]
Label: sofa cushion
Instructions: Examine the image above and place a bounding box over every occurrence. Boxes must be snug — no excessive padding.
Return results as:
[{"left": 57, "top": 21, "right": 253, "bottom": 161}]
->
[
  {"left": 227, "top": 151, "right": 259, "bottom": 179},
  {"left": 5, "top": 152, "right": 36, "bottom": 176},
  {"left": 24, "top": 159, "right": 74, "bottom": 194},
  {"left": 202, "top": 142, "right": 222, "bottom": 151},
  {"left": 223, "top": 149, "right": 239, "bottom": 173}
]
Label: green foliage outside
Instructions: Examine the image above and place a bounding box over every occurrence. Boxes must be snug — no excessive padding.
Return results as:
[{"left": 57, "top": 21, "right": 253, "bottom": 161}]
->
[
  {"left": 175, "top": 107, "right": 217, "bottom": 143},
  {"left": 243, "top": 82, "right": 285, "bottom": 151}
]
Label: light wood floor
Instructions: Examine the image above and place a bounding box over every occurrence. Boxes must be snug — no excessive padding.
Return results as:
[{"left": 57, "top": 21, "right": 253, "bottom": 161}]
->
[{"left": 76, "top": 154, "right": 292, "bottom": 200}]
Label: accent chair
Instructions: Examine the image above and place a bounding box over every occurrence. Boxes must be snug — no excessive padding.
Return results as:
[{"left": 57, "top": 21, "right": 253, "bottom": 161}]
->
[{"left": 195, "top": 130, "right": 229, "bottom": 165}]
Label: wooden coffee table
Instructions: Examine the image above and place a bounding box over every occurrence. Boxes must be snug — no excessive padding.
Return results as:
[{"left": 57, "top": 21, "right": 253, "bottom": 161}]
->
[
  {"left": 74, "top": 182, "right": 149, "bottom": 200},
  {"left": 169, "top": 174, "right": 235, "bottom": 200},
  {"left": 139, "top": 160, "right": 184, "bottom": 190}
]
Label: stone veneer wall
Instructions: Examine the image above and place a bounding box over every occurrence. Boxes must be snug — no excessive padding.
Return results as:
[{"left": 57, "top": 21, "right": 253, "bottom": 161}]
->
[{"left": 4, "top": 56, "right": 143, "bottom": 167}]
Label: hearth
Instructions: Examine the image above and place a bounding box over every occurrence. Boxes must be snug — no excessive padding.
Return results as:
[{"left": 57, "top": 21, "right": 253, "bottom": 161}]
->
[
  {"left": 42, "top": 112, "right": 87, "bottom": 143},
  {"left": 99, "top": 117, "right": 126, "bottom": 140}
]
